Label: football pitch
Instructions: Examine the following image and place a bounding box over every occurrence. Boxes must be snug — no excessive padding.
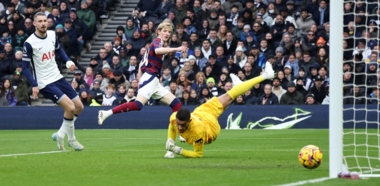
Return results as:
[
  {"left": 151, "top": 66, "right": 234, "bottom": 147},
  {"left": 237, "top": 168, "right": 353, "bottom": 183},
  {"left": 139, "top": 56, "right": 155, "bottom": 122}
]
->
[{"left": 0, "top": 129, "right": 379, "bottom": 186}]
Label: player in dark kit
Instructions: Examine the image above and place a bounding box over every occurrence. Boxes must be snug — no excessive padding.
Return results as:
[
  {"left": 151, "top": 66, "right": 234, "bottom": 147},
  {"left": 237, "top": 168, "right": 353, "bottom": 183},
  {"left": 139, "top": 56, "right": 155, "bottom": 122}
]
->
[{"left": 98, "top": 22, "right": 187, "bottom": 124}]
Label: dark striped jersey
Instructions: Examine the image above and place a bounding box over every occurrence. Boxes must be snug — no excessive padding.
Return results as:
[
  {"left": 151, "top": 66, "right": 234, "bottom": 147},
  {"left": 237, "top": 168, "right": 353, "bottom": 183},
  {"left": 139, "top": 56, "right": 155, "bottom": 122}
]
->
[{"left": 141, "top": 38, "right": 164, "bottom": 77}]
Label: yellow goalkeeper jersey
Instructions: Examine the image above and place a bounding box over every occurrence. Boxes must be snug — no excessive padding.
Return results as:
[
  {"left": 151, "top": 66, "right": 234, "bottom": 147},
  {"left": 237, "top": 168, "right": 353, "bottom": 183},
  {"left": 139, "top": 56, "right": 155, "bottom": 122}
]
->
[{"left": 167, "top": 97, "right": 223, "bottom": 158}]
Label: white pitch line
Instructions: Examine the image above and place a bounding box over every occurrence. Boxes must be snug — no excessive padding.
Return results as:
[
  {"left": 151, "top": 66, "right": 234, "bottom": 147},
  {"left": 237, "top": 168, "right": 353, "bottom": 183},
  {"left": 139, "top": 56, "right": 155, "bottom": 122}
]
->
[
  {"left": 277, "top": 177, "right": 333, "bottom": 186},
  {"left": 0, "top": 150, "right": 65, "bottom": 158}
]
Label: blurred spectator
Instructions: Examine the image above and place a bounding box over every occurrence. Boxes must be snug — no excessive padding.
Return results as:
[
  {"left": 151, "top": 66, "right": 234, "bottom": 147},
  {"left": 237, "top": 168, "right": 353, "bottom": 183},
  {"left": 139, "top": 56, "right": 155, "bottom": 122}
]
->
[
  {"left": 62, "top": 19, "right": 79, "bottom": 58},
  {"left": 102, "top": 84, "right": 116, "bottom": 106},
  {"left": 305, "top": 94, "right": 318, "bottom": 105},
  {"left": 83, "top": 66, "right": 95, "bottom": 87},
  {"left": 12, "top": 28, "right": 26, "bottom": 52},
  {"left": 86, "top": 0, "right": 104, "bottom": 22},
  {"left": 102, "top": 63, "right": 114, "bottom": 80},
  {"left": 130, "top": 79, "right": 139, "bottom": 96},
  {"left": 115, "top": 26, "right": 127, "bottom": 46},
  {"left": 191, "top": 71, "right": 207, "bottom": 95},
  {"left": 176, "top": 71, "right": 191, "bottom": 92},
  {"left": 0, "top": 85, "right": 9, "bottom": 106},
  {"left": 280, "top": 81, "right": 303, "bottom": 105},
  {"left": 58, "top": 2, "right": 70, "bottom": 21},
  {"left": 198, "top": 87, "right": 213, "bottom": 104},
  {"left": 258, "top": 84, "right": 279, "bottom": 105},
  {"left": 2, "top": 78, "right": 17, "bottom": 106},
  {"left": 74, "top": 71, "right": 89, "bottom": 90},
  {"left": 179, "top": 90, "right": 195, "bottom": 105},
  {"left": 95, "top": 47, "right": 111, "bottom": 64},
  {"left": 69, "top": 8, "right": 89, "bottom": 55},
  {"left": 122, "top": 55, "right": 138, "bottom": 82},
  {"left": 140, "top": 23, "right": 152, "bottom": 43},
  {"left": 89, "top": 79, "right": 104, "bottom": 98},
  {"left": 116, "top": 88, "right": 136, "bottom": 105},
  {"left": 206, "top": 77, "right": 218, "bottom": 96},
  {"left": 205, "top": 54, "right": 221, "bottom": 79},
  {"left": 160, "top": 66, "right": 172, "bottom": 87},
  {"left": 94, "top": 72, "right": 109, "bottom": 92},
  {"left": 10, "top": 51, "right": 22, "bottom": 73},
  {"left": 79, "top": 88, "right": 92, "bottom": 106},
  {"left": 0, "top": 49, "right": 11, "bottom": 80},
  {"left": 23, "top": 17, "right": 34, "bottom": 36},
  {"left": 344, "top": 85, "right": 366, "bottom": 104},
  {"left": 166, "top": 80, "right": 182, "bottom": 99},
  {"left": 130, "top": 28, "right": 146, "bottom": 52},
  {"left": 218, "top": 81, "right": 232, "bottom": 95},
  {"left": 271, "top": 77, "right": 286, "bottom": 102},
  {"left": 48, "top": 7, "right": 63, "bottom": 26},
  {"left": 5, "top": 3, "right": 16, "bottom": 19},
  {"left": 136, "top": 0, "right": 161, "bottom": 23},
  {"left": 10, "top": 70, "right": 28, "bottom": 106},
  {"left": 47, "top": 17, "right": 55, "bottom": 30},
  {"left": 109, "top": 70, "right": 130, "bottom": 90},
  {"left": 312, "top": 0, "right": 329, "bottom": 26},
  {"left": 110, "top": 55, "right": 123, "bottom": 72},
  {"left": 309, "top": 76, "right": 327, "bottom": 103},
  {"left": 317, "top": 66, "right": 329, "bottom": 87},
  {"left": 155, "top": 0, "right": 173, "bottom": 24},
  {"left": 113, "top": 84, "right": 127, "bottom": 104},
  {"left": 77, "top": 0, "right": 96, "bottom": 36},
  {"left": 124, "top": 17, "right": 136, "bottom": 40}
]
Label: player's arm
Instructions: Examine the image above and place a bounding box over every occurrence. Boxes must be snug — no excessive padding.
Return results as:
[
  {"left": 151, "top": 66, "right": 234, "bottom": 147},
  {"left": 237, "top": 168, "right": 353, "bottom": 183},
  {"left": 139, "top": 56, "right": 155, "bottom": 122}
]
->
[
  {"left": 55, "top": 38, "right": 75, "bottom": 71},
  {"left": 154, "top": 39, "right": 187, "bottom": 55},
  {"left": 22, "top": 42, "right": 39, "bottom": 100},
  {"left": 167, "top": 122, "right": 177, "bottom": 140},
  {"left": 180, "top": 139, "right": 205, "bottom": 158},
  {"left": 22, "top": 42, "right": 38, "bottom": 87}
]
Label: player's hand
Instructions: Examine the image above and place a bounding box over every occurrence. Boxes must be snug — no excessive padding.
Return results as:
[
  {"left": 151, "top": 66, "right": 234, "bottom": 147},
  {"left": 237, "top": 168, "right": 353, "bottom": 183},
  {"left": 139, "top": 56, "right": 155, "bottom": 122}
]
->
[
  {"left": 176, "top": 46, "right": 187, "bottom": 53},
  {"left": 32, "top": 86, "right": 39, "bottom": 100},
  {"left": 166, "top": 138, "right": 182, "bottom": 154},
  {"left": 66, "top": 61, "right": 76, "bottom": 72},
  {"left": 179, "top": 136, "right": 186, "bottom": 143},
  {"left": 164, "top": 151, "right": 175, "bottom": 158}
]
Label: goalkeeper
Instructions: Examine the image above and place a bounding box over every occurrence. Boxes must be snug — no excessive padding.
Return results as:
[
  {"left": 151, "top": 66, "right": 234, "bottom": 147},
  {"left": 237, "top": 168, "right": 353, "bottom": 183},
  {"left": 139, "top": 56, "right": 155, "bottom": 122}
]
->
[{"left": 165, "top": 62, "right": 275, "bottom": 158}]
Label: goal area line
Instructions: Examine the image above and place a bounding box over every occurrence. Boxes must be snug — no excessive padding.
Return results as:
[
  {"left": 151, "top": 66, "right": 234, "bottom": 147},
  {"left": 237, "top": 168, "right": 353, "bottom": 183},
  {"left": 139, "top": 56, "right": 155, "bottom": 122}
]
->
[{"left": 277, "top": 177, "right": 333, "bottom": 186}]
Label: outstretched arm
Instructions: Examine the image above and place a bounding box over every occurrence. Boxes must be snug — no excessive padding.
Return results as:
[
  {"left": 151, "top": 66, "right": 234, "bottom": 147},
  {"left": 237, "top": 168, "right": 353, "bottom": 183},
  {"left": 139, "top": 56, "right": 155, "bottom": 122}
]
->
[{"left": 155, "top": 46, "right": 187, "bottom": 55}]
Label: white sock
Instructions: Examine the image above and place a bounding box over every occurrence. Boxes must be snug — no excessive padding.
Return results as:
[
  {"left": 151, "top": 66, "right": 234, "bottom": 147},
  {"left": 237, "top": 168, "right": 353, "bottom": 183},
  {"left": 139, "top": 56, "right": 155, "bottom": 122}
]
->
[
  {"left": 74, "top": 115, "right": 78, "bottom": 123},
  {"left": 63, "top": 118, "right": 76, "bottom": 141},
  {"left": 57, "top": 124, "right": 66, "bottom": 139},
  {"left": 104, "top": 110, "right": 113, "bottom": 118}
]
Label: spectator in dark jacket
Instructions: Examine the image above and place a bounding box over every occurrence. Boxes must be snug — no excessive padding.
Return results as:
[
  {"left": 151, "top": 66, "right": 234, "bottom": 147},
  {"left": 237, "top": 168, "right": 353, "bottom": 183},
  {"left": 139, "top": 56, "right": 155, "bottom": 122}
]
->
[
  {"left": 129, "top": 28, "right": 146, "bottom": 53},
  {"left": 280, "top": 81, "right": 304, "bottom": 105},
  {"left": 258, "top": 84, "right": 279, "bottom": 105}
]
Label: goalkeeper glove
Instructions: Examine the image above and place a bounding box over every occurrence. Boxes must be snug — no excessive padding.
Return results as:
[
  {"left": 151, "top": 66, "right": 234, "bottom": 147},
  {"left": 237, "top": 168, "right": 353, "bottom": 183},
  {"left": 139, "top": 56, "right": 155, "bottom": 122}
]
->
[
  {"left": 166, "top": 138, "right": 182, "bottom": 154},
  {"left": 164, "top": 151, "right": 175, "bottom": 158}
]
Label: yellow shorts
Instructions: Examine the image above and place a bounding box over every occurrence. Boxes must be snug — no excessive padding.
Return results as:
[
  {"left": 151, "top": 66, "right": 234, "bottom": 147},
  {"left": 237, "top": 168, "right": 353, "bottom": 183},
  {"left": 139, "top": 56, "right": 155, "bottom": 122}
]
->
[{"left": 193, "top": 97, "right": 223, "bottom": 143}]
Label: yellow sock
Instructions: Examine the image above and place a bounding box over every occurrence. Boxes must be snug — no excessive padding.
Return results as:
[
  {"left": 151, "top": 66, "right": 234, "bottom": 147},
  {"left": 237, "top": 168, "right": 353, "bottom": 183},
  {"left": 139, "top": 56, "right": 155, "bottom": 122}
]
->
[{"left": 227, "top": 75, "right": 264, "bottom": 100}]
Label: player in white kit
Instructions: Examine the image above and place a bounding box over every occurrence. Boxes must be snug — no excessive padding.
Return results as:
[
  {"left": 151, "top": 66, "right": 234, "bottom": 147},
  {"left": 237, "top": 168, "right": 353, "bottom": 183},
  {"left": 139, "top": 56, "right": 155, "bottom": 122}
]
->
[{"left": 22, "top": 12, "right": 84, "bottom": 151}]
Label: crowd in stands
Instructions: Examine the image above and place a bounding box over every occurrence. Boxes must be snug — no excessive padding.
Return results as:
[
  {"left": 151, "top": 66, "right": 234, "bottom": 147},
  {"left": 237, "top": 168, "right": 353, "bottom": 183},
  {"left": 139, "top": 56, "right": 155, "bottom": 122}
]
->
[{"left": 1, "top": 0, "right": 380, "bottom": 107}]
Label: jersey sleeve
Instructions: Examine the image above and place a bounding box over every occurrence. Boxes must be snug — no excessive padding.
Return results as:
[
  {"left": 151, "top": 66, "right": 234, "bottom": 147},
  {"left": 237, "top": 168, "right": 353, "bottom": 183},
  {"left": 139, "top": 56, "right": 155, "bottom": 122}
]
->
[
  {"left": 21, "top": 42, "right": 38, "bottom": 87},
  {"left": 152, "top": 38, "right": 163, "bottom": 51},
  {"left": 167, "top": 113, "right": 177, "bottom": 140},
  {"left": 180, "top": 136, "right": 205, "bottom": 158},
  {"left": 55, "top": 37, "right": 70, "bottom": 62}
]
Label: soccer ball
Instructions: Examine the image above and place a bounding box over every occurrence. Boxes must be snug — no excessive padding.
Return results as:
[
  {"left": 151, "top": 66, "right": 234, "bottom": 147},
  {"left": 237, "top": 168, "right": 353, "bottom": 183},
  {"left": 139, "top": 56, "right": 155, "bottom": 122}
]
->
[{"left": 298, "top": 145, "right": 323, "bottom": 169}]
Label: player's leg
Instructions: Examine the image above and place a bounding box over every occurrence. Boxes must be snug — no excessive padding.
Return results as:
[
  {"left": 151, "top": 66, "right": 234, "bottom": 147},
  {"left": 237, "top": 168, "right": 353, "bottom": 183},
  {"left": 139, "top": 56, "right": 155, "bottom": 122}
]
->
[
  {"left": 218, "top": 62, "right": 275, "bottom": 108},
  {"left": 67, "top": 98, "right": 85, "bottom": 150},
  {"left": 98, "top": 73, "right": 155, "bottom": 125},
  {"left": 157, "top": 89, "right": 182, "bottom": 112},
  {"left": 52, "top": 78, "right": 84, "bottom": 151}
]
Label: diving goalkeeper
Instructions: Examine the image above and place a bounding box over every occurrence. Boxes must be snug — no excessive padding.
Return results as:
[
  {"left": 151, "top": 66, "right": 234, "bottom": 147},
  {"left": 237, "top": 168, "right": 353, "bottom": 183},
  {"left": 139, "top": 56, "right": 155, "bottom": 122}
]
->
[{"left": 165, "top": 62, "right": 275, "bottom": 158}]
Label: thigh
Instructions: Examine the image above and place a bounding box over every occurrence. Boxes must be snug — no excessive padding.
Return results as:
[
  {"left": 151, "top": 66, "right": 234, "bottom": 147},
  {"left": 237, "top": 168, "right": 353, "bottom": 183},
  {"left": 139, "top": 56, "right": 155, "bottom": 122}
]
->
[
  {"left": 55, "top": 78, "right": 79, "bottom": 100},
  {"left": 152, "top": 85, "right": 172, "bottom": 101},
  {"left": 138, "top": 73, "right": 158, "bottom": 99},
  {"left": 193, "top": 97, "right": 224, "bottom": 119}
]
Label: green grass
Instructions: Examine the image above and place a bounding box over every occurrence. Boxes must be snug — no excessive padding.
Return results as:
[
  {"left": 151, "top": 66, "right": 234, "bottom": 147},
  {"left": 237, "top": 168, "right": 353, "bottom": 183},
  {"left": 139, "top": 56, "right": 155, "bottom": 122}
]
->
[{"left": 0, "top": 130, "right": 379, "bottom": 186}]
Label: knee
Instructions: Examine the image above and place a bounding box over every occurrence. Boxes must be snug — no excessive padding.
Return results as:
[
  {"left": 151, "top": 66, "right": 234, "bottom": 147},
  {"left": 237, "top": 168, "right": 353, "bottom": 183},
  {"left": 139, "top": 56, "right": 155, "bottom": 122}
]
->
[
  {"left": 66, "top": 104, "right": 76, "bottom": 114},
  {"left": 135, "top": 100, "right": 144, "bottom": 111},
  {"left": 76, "top": 102, "right": 84, "bottom": 112}
]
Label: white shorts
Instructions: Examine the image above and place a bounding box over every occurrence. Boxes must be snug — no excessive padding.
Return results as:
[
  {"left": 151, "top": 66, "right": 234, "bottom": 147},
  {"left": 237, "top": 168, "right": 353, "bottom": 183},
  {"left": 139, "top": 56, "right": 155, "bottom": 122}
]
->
[{"left": 138, "top": 73, "right": 170, "bottom": 100}]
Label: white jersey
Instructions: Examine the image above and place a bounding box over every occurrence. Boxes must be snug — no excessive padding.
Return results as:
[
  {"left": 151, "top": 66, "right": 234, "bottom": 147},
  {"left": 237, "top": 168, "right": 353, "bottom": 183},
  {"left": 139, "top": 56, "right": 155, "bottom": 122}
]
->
[{"left": 23, "top": 30, "right": 63, "bottom": 89}]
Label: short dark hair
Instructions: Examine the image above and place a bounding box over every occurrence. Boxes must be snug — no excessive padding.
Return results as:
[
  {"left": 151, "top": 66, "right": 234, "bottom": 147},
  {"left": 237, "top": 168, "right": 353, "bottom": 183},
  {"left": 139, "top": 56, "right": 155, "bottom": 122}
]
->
[{"left": 176, "top": 108, "right": 191, "bottom": 121}]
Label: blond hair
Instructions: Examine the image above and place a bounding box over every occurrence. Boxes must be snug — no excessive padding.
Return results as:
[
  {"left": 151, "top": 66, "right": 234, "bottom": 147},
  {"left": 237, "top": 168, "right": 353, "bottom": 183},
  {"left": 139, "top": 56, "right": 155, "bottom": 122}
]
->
[{"left": 155, "top": 22, "right": 173, "bottom": 36}]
